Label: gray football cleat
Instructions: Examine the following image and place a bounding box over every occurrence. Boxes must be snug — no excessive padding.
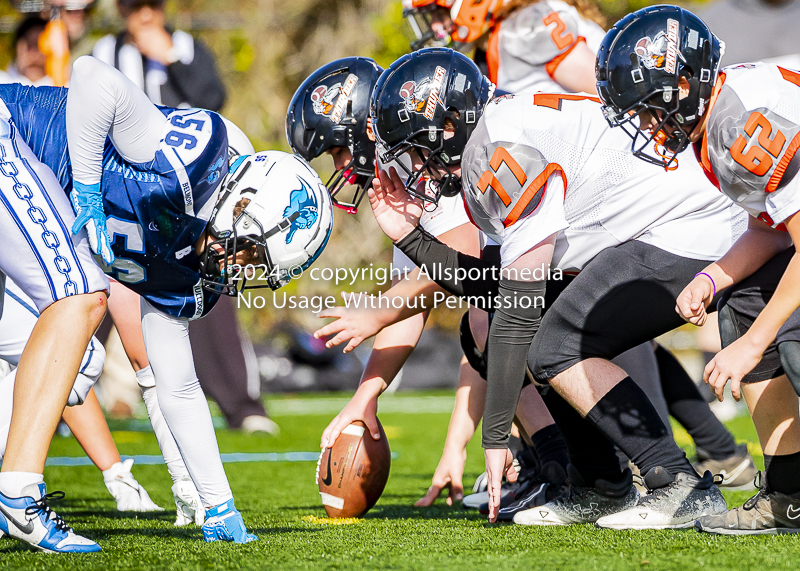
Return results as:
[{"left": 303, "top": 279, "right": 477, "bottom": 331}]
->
[
  {"left": 694, "top": 444, "right": 757, "bottom": 491},
  {"left": 695, "top": 472, "right": 800, "bottom": 535}
]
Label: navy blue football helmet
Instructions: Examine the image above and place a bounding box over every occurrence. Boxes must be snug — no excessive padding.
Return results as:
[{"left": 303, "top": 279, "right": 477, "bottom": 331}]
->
[
  {"left": 286, "top": 57, "right": 383, "bottom": 213},
  {"left": 596, "top": 5, "right": 724, "bottom": 168}
]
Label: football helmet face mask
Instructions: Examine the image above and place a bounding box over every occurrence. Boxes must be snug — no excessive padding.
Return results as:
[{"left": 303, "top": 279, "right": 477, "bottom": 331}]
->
[
  {"left": 200, "top": 151, "right": 333, "bottom": 295},
  {"left": 402, "top": 0, "right": 456, "bottom": 50},
  {"left": 596, "top": 6, "right": 724, "bottom": 169},
  {"left": 286, "top": 57, "right": 383, "bottom": 214},
  {"left": 371, "top": 48, "right": 494, "bottom": 204}
]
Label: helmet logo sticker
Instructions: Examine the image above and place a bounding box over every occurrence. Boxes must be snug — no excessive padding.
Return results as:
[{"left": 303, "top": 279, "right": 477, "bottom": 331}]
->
[
  {"left": 425, "top": 65, "right": 447, "bottom": 120},
  {"left": 311, "top": 83, "right": 342, "bottom": 118},
  {"left": 398, "top": 65, "right": 447, "bottom": 120},
  {"left": 331, "top": 74, "right": 359, "bottom": 124},
  {"left": 283, "top": 178, "right": 319, "bottom": 244},
  {"left": 634, "top": 19, "right": 681, "bottom": 73}
]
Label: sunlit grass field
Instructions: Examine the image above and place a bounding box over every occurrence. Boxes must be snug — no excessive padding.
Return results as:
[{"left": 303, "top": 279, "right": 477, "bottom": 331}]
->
[{"left": 0, "top": 391, "right": 797, "bottom": 570}]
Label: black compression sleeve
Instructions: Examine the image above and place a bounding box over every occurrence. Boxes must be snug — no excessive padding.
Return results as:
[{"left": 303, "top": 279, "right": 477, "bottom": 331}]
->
[
  {"left": 482, "top": 278, "right": 546, "bottom": 449},
  {"left": 394, "top": 226, "right": 499, "bottom": 301}
]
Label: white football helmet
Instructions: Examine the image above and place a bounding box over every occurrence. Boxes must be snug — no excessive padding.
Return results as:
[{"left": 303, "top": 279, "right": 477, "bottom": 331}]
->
[{"left": 200, "top": 150, "right": 333, "bottom": 294}]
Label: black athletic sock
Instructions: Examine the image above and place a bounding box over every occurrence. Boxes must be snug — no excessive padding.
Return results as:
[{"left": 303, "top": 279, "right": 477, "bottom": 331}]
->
[
  {"left": 765, "top": 451, "right": 800, "bottom": 495},
  {"left": 655, "top": 344, "right": 737, "bottom": 460},
  {"left": 530, "top": 424, "right": 569, "bottom": 470},
  {"left": 540, "top": 388, "right": 623, "bottom": 484},
  {"left": 586, "top": 376, "right": 695, "bottom": 477}
]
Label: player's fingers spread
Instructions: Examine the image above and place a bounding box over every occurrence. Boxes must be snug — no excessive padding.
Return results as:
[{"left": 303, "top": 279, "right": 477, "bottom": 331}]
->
[
  {"left": 414, "top": 485, "right": 442, "bottom": 507},
  {"left": 326, "top": 331, "right": 351, "bottom": 349},
  {"left": 343, "top": 337, "right": 363, "bottom": 354}
]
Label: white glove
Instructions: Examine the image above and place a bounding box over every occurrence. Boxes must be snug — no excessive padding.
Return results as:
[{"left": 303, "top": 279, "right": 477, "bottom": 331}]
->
[
  {"left": 103, "top": 459, "right": 164, "bottom": 512},
  {"left": 172, "top": 477, "right": 205, "bottom": 526}
]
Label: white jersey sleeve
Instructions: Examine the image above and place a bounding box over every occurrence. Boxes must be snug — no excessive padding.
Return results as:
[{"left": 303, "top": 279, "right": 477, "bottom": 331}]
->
[
  {"left": 702, "top": 63, "right": 800, "bottom": 227},
  {"left": 488, "top": 0, "right": 605, "bottom": 93},
  {"left": 462, "top": 93, "right": 743, "bottom": 271},
  {"left": 67, "top": 56, "right": 167, "bottom": 185}
]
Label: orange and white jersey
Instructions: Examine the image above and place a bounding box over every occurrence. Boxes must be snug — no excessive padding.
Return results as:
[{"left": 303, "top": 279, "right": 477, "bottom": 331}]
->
[
  {"left": 462, "top": 93, "right": 746, "bottom": 271},
  {"left": 696, "top": 62, "right": 800, "bottom": 228},
  {"left": 485, "top": 0, "right": 605, "bottom": 94}
]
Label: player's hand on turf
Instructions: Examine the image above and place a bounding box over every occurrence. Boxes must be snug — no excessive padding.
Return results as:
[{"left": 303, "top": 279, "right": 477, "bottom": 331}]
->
[
  {"left": 70, "top": 182, "right": 115, "bottom": 265},
  {"left": 368, "top": 167, "right": 423, "bottom": 243},
  {"left": 415, "top": 448, "right": 466, "bottom": 507},
  {"left": 703, "top": 336, "right": 763, "bottom": 402},
  {"left": 314, "top": 292, "right": 384, "bottom": 353},
  {"left": 484, "top": 448, "right": 517, "bottom": 523},
  {"left": 676, "top": 274, "right": 715, "bottom": 325},
  {"left": 321, "top": 393, "right": 380, "bottom": 449}
]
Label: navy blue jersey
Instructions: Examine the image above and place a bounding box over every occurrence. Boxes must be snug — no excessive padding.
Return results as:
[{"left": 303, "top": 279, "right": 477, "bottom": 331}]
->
[{"left": 0, "top": 83, "right": 228, "bottom": 319}]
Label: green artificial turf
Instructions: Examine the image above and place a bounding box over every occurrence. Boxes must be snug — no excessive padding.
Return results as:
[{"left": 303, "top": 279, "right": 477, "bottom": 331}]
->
[{"left": 1, "top": 391, "right": 797, "bottom": 570}]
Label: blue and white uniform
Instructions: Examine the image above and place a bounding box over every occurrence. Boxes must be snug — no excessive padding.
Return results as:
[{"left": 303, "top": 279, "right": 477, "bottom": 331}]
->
[
  {"left": 0, "top": 82, "right": 228, "bottom": 320},
  {"left": 0, "top": 90, "right": 108, "bottom": 312}
]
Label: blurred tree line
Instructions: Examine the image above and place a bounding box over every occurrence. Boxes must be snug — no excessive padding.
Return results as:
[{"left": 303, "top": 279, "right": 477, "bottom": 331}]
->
[{"left": 0, "top": 0, "right": 708, "bottom": 342}]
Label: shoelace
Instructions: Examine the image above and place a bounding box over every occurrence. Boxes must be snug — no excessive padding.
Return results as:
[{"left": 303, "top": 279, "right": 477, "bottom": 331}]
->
[
  {"left": 640, "top": 480, "right": 679, "bottom": 504},
  {"left": 25, "top": 491, "right": 71, "bottom": 533},
  {"left": 743, "top": 472, "right": 766, "bottom": 512}
]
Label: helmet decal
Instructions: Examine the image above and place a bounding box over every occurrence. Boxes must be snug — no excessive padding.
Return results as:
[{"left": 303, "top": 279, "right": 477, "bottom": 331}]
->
[
  {"left": 399, "top": 65, "right": 447, "bottom": 120},
  {"left": 283, "top": 178, "right": 319, "bottom": 244},
  {"left": 205, "top": 156, "right": 226, "bottom": 185},
  {"left": 311, "top": 84, "right": 341, "bottom": 117},
  {"left": 634, "top": 20, "right": 682, "bottom": 73},
  {"left": 331, "top": 74, "right": 359, "bottom": 124}
]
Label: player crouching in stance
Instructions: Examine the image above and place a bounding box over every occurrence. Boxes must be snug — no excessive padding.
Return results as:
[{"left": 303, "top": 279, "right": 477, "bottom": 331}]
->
[
  {"left": 0, "top": 56, "right": 332, "bottom": 551},
  {"left": 368, "top": 48, "right": 747, "bottom": 529},
  {"left": 598, "top": 5, "right": 800, "bottom": 535}
]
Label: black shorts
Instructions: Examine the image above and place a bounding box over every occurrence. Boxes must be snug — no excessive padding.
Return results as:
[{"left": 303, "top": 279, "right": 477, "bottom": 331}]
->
[
  {"left": 717, "top": 247, "right": 800, "bottom": 383},
  {"left": 529, "top": 240, "right": 711, "bottom": 383}
]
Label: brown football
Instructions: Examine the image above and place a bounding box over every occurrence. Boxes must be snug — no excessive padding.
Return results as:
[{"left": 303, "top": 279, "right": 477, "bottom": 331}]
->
[{"left": 316, "top": 419, "right": 391, "bottom": 518}]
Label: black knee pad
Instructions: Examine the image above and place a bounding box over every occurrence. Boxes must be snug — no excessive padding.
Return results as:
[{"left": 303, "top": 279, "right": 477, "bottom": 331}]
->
[
  {"left": 779, "top": 341, "right": 800, "bottom": 397},
  {"left": 459, "top": 310, "right": 487, "bottom": 380}
]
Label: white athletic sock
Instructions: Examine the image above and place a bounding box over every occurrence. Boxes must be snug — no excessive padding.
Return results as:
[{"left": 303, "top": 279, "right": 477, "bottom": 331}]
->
[
  {"left": 136, "top": 366, "right": 190, "bottom": 484},
  {"left": 0, "top": 472, "right": 43, "bottom": 498}
]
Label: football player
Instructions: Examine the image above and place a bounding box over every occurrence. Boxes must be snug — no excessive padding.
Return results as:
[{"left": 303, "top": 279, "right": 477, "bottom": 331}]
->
[
  {"left": 367, "top": 47, "right": 749, "bottom": 529},
  {"left": 597, "top": 5, "right": 800, "bottom": 535},
  {"left": 287, "top": 57, "right": 568, "bottom": 509},
  {"left": 0, "top": 278, "right": 162, "bottom": 514},
  {"left": 0, "top": 56, "right": 332, "bottom": 552},
  {"left": 403, "top": 0, "right": 602, "bottom": 94}
]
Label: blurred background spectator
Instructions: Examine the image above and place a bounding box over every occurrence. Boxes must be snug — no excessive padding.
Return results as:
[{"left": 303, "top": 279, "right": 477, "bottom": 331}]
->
[
  {"left": 92, "top": 0, "right": 224, "bottom": 108},
  {"left": 0, "top": 15, "right": 50, "bottom": 84}
]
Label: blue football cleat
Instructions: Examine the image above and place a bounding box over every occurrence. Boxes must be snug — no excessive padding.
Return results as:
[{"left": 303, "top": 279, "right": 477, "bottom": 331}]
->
[
  {"left": 201, "top": 499, "right": 258, "bottom": 543},
  {"left": 0, "top": 483, "right": 101, "bottom": 553}
]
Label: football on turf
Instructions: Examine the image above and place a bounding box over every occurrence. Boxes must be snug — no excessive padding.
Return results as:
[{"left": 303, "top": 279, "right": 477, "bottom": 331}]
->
[{"left": 316, "top": 419, "right": 391, "bottom": 518}]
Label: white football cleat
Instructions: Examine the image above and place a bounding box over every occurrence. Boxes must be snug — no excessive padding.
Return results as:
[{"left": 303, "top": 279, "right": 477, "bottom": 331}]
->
[
  {"left": 103, "top": 459, "right": 164, "bottom": 512},
  {"left": 172, "top": 478, "right": 205, "bottom": 526},
  {"left": 0, "top": 483, "right": 101, "bottom": 553},
  {"left": 595, "top": 467, "right": 727, "bottom": 530}
]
